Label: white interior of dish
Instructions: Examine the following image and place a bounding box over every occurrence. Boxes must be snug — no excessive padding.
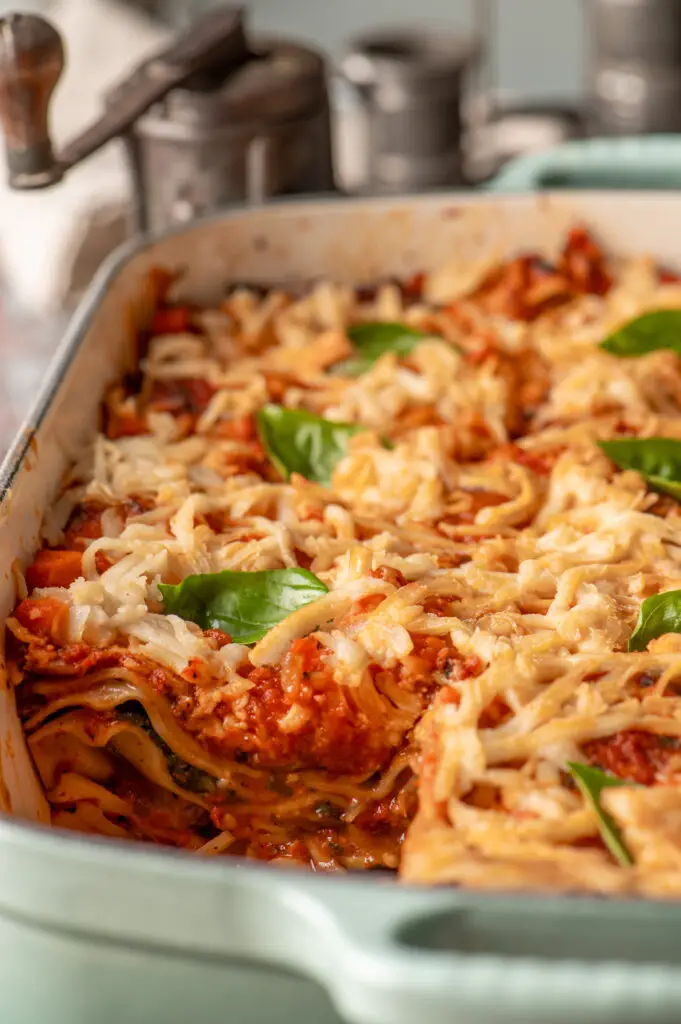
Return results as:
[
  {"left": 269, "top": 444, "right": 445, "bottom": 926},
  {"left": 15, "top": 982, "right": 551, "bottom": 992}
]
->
[{"left": 3, "top": 191, "right": 681, "bottom": 826}]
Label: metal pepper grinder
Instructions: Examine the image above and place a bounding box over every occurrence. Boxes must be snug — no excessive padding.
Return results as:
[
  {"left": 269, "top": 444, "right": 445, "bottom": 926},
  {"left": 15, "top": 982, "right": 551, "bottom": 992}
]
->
[{"left": 0, "top": 7, "right": 335, "bottom": 233}]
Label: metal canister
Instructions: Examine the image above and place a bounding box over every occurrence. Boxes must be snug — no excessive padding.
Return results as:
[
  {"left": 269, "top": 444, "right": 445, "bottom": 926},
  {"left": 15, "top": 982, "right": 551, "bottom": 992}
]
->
[
  {"left": 130, "top": 39, "right": 334, "bottom": 230},
  {"left": 340, "top": 29, "right": 479, "bottom": 193},
  {"left": 466, "top": 100, "right": 588, "bottom": 183},
  {"left": 587, "top": 0, "right": 681, "bottom": 134},
  {"left": 590, "top": 63, "right": 681, "bottom": 134},
  {"left": 589, "top": 0, "right": 681, "bottom": 65}
]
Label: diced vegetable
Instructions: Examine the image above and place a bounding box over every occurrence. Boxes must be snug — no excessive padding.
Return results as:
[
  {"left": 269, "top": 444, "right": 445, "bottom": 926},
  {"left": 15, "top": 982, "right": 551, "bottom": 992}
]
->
[{"left": 26, "top": 549, "right": 83, "bottom": 590}]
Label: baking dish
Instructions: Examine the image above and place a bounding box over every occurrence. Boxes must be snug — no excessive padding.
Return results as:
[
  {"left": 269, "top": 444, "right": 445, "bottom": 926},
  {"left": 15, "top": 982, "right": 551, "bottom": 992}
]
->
[
  {"left": 4, "top": 192, "right": 681, "bottom": 1024},
  {"left": 489, "top": 134, "right": 681, "bottom": 192}
]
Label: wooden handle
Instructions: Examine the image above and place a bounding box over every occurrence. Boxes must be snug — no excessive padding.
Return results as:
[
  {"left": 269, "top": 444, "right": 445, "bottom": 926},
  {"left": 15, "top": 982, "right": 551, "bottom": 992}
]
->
[
  {"left": 62, "top": 6, "right": 248, "bottom": 169},
  {"left": 0, "top": 7, "right": 249, "bottom": 190},
  {"left": 0, "top": 13, "right": 64, "bottom": 188}
]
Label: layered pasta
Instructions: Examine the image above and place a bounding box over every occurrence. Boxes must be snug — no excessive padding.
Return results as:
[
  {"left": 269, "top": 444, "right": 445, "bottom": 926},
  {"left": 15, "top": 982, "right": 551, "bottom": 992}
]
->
[{"left": 10, "top": 227, "right": 681, "bottom": 893}]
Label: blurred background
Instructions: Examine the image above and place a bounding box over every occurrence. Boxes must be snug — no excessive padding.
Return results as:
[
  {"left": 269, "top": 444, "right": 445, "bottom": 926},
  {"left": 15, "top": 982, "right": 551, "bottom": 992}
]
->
[
  {"left": 0, "top": 0, "right": 677, "bottom": 453},
  {"left": 147, "top": 0, "right": 585, "bottom": 100}
]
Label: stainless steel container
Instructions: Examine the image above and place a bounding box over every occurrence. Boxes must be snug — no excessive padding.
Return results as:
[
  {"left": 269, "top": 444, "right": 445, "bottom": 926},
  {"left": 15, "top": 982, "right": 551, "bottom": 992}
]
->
[
  {"left": 130, "top": 39, "right": 333, "bottom": 229},
  {"left": 340, "top": 28, "right": 479, "bottom": 193},
  {"left": 590, "top": 0, "right": 681, "bottom": 65},
  {"left": 466, "top": 98, "right": 587, "bottom": 183},
  {"left": 590, "top": 63, "right": 681, "bottom": 135},
  {"left": 587, "top": 0, "right": 681, "bottom": 134}
]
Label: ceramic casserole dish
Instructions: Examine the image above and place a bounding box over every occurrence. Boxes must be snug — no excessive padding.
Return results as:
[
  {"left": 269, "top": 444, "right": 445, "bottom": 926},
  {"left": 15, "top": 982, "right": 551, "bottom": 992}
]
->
[{"left": 4, "top": 192, "right": 681, "bottom": 1024}]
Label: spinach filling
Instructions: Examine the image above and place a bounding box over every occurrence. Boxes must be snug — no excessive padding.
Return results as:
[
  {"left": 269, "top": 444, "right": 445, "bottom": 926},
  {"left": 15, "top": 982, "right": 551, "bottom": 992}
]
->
[{"left": 116, "top": 701, "right": 216, "bottom": 795}]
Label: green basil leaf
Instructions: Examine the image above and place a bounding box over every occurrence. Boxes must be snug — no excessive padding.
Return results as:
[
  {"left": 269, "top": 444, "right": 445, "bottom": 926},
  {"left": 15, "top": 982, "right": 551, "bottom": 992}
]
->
[
  {"left": 599, "top": 437, "right": 681, "bottom": 501},
  {"left": 256, "top": 404, "right": 363, "bottom": 485},
  {"left": 334, "top": 321, "right": 429, "bottom": 376},
  {"left": 159, "top": 567, "right": 328, "bottom": 644},
  {"left": 600, "top": 309, "right": 681, "bottom": 357},
  {"left": 628, "top": 589, "right": 681, "bottom": 652},
  {"left": 567, "top": 762, "right": 635, "bottom": 867}
]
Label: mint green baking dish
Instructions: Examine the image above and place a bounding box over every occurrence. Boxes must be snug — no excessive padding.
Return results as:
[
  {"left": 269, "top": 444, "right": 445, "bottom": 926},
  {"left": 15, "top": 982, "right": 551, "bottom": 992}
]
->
[
  {"left": 489, "top": 134, "right": 681, "bottom": 192},
  {"left": 4, "top": 191, "right": 681, "bottom": 1024}
]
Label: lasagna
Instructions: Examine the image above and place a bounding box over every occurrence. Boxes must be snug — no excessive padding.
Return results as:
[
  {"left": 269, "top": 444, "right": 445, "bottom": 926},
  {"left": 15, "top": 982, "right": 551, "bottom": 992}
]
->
[{"left": 10, "top": 227, "right": 681, "bottom": 894}]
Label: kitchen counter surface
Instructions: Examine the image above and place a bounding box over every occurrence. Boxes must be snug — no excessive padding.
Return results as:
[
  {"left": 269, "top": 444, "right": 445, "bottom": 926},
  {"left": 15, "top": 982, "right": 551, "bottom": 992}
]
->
[{"left": 0, "top": 306, "right": 64, "bottom": 460}]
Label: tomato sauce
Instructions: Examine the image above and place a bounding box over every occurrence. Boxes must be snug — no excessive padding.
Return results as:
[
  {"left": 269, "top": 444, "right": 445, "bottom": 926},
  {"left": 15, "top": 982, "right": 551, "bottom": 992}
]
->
[
  {"left": 15, "top": 597, "right": 70, "bottom": 645},
  {"left": 584, "top": 729, "right": 679, "bottom": 785},
  {"left": 63, "top": 503, "right": 105, "bottom": 549},
  {"left": 197, "top": 635, "right": 446, "bottom": 775},
  {"left": 148, "top": 305, "right": 193, "bottom": 336},
  {"left": 495, "top": 442, "right": 563, "bottom": 477},
  {"left": 147, "top": 377, "right": 217, "bottom": 417}
]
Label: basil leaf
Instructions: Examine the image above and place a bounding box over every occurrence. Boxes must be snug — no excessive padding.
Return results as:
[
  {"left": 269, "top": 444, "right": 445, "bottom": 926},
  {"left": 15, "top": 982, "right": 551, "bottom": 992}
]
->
[
  {"left": 567, "top": 762, "right": 635, "bottom": 867},
  {"left": 335, "top": 321, "right": 428, "bottom": 376},
  {"left": 159, "top": 567, "right": 328, "bottom": 644},
  {"left": 256, "top": 404, "right": 363, "bottom": 485},
  {"left": 628, "top": 589, "right": 681, "bottom": 652},
  {"left": 600, "top": 309, "right": 681, "bottom": 357},
  {"left": 599, "top": 437, "right": 681, "bottom": 501}
]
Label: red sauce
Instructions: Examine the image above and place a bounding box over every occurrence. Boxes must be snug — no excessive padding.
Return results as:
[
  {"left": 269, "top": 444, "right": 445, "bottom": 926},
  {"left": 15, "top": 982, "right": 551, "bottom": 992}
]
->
[
  {"left": 15, "top": 597, "right": 70, "bottom": 645},
  {"left": 395, "top": 635, "right": 455, "bottom": 688},
  {"left": 463, "top": 228, "right": 611, "bottom": 323},
  {"left": 181, "top": 657, "right": 216, "bottom": 686},
  {"left": 201, "top": 635, "right": 442, "bottom": 775},
  {"left": 148, "top": 305, "right": 193, "bottom": 336},
  {"left": 446, "top": 489, "right": 508, "bottom": 526},
  {"left": 202, "top": 629, "right": 233, "bottom": 649},
  {"left": 63, "top": 504, "right": 105, "bottom": 549},
  {"left": 479, "top": 696, "right": 512, "bottom": 730},
  {"left": 147, "top": 377, "right": 216, "bottom": 416},
  {"left": 401, "top": 271, "right": 426, "bottom": 301},
  {"left": 583, "top": 729, "right": 678, "bottom": 785},
  {"left": 392, "top": 404, "right": 443, "bottom": 434},
  {"left": 368, "top": 566, "right": 407, "bottom": 588},
  {"left": 440, "top": 652, "right": 483, "bottom": 681},
  {"left": 559, "top": 226, "right": 612, "bottom": 297},
  {"left": 212, "top": 413, "right": 257, "bottom": 442},
  {"left": 20, "top": 636, "right": 130, "bottom": 677},
  {"left": 495, "top": 442, "right": 563, "bottom": 477}
]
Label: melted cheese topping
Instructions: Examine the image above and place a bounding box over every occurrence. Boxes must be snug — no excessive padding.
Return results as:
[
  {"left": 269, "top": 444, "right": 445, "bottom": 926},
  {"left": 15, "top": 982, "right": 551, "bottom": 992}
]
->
[{"left": 11, "top": 231, "right": 681, "bottom": 887}]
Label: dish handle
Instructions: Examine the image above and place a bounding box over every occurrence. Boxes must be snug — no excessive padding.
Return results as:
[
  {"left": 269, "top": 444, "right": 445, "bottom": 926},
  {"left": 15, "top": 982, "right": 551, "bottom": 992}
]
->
[
  {"left": 296, "top": 882, "right": 681, "bottom": 1024},
  {"left": 486, "top": 135, "right": 681, "bottom": 192},
  {"left": 2, "top": 822, "right": 681, "bottom": 1024}
]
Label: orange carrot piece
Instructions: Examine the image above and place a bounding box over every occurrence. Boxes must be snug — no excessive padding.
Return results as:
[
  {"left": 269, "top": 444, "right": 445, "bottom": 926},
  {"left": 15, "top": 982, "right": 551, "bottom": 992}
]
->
[{"left": 26, "top": 549, "right": 83, "bottom": 590}]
